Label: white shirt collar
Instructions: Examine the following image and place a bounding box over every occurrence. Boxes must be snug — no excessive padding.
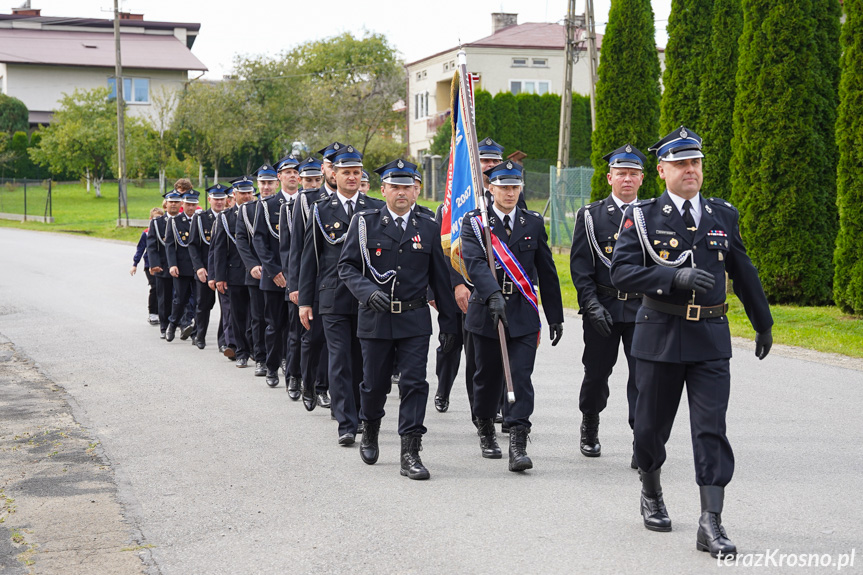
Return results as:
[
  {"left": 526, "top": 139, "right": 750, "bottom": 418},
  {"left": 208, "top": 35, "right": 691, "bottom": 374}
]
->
[
  {"left": 281, "top": 190, "right": 298, "bottom": 202},
  {"left": 667, "top": 191, "right": 702, "bottom": 227},
  {"left": 324, "top": 182, "right": 337, "bottom": 196},
  {"left": 387, "top": 206, "right": 411, "bottom": 224},
  {"left": 611, "top": 193, "right": 637, "bottom": 210},
  {"left": 492, "top": 203, "right": 516, "bottom": 222},
  {"left": 335, "top": 190, "right": 359, "bottom": 209}
]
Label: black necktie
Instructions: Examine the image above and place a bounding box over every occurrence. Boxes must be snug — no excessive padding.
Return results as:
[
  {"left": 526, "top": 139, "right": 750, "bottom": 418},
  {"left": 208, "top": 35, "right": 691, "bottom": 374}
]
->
[
  {"left": 682, "top": 200, "right": 697, "bottom": 235},
  {"left": 503, "top": 214, "right": 512, "bottom": 237},
  {"left": 621, "top": 203, "right": 630, "bottom": 210},
  {"left": 395, "top": 216, "right": 405, "bottom": 232},
  {"left": 287, "top": 198, "right": 294, "bottom": 218},
  {"left": 346, "top": 200, "right": 354, "bottom": 218}
]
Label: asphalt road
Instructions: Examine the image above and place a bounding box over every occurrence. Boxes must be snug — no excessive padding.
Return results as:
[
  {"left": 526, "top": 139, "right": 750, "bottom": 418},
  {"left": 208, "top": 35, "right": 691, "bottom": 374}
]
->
[{"left": 1, "top": 227, "right": 861, "bottom": 574}]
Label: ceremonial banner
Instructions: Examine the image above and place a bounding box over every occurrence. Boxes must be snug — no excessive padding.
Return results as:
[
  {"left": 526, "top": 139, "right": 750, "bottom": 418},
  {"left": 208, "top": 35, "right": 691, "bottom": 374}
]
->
[{"left": 440, "top": 68, "right": 481, "bottom": 280}]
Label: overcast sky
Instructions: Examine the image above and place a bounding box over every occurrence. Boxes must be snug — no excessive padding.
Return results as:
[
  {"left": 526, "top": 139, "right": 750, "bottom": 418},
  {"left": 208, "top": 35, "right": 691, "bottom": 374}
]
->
[{"left": 7, "top": 1, "right": 672, "bottom": 79}]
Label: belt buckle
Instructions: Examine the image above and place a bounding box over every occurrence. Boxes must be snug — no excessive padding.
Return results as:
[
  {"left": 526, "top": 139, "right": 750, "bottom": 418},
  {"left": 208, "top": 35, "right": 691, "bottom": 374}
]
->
[
  {"left": 686, "top": 304, "right": 701, "bottom": 321},
  {"left": 502, "top": 281, "right": 514, "bottom": 295},
  {"left": 617, "top": 290, "right": 628, "bottom": 301},
  {"left": 391, "top": 300, "right": 402, "bottom": 314}
]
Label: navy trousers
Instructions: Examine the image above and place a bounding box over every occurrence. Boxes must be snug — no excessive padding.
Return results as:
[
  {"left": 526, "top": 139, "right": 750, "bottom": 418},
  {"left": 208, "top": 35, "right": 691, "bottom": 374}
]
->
[
  {"left": 472, "top": 332, "right": 537, "bottom": 429},
  {"left": 322, "top": 314, "right": 363, "bottom": 436},
  {"left": 285, "top": 301, "right": 302, "bottom": 379},
  {"left": 194, "top": 279, "right": 216, "bottom": 342},
  {"left": 227, "top": 284, "right": 250, "bottom": 360},
  {"left": 633, "top": 358, "right": 734, "bottom": 487},
  {"left": 248, "top": 286, "right": 267, "bottom": 363},
  {"left": 579, "top": 318, "right": 638, "bottom": 428},
  {"left": 169, "top": 276, "right": 193, "bottom": 326},
  {"left": 301, "top": 300, "right": 329, "bottom": 394},
  {"left": 360, "top": 335, "right": 430, "bottom": 436},
  {"left": 154, "top": 275, "right": 172, "bottom": 331}
]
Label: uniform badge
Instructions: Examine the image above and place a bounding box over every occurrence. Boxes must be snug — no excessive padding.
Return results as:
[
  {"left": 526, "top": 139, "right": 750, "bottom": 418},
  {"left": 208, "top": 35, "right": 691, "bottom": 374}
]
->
[
  {"left": 329, "top": 233, "right": 335, "bottom": 239},
  {"left": 614, "top": 233, "right": 619, "bottom": 240},
  {"left": 275, "top": 224, "right": 279, "bottom": 231},
  {"left": 659, "top": 250, "right": 670, "bottom": 260},
  {"left": 680, "top": 127, "right": 688, "bottom": 138},
  {"left": 704, "top": 204, "right": 713, "bottom": 215},
  {"left": 607, "top": 205, "right": 615, "bottom": 214},
  {"left": 718, "top": 252, "right": 724, "bottom": 262},
  {"left": 334, "top": 222, "right": 340, "bottom": 229},
  {"left": 411, "top": 218, "right": 417, "bottom": 227},
  {"left": 506, "top": 161, "right": 513, "bottom": 169},
  {"left": 397, "top": 159, "right": 404, "bottom": 168},
  {"left": 519, "top": 216, "right": 526, "bottom": 225},
  {"left": 382, "top": 215, "right": 390, "bottom": 224},
  {"left": 662, "top": 205, "right": 673, "bottom": 215},
  {"left": 604, "top": 246, "right": 613, "bottom": 254},
  {"left": 489, "top": 216, "right": 496, "bottom": 225},
  {"left": 333, "top": 143, "right": 340, "bottom": 150},
  {"left": 376, "top": 248, "right": 382, "bottom": 257},
  {"left": 654, "top": 240, "right": 660, "bottom": 245},
  {"left": 625, "top": 144, "right": 632, "bottom": 153},
  {"left": 624, "top": 219, "right": 633, "bottom": 229},
  {"left": 412, "top": 234, "right": 422, "bottom": 243},
  {"left": 669, "top": 238, "right": 679, "bottom": 248}
]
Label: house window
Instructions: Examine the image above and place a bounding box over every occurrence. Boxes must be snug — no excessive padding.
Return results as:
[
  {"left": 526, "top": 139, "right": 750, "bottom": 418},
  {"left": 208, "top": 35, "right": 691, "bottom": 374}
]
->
[
  {"left": 443, "top": 62, "right": 449, "bottom": 72},
  {"left": 108, "top": 77, "right": 149, "bottom": 104},
  {"left": 417, "top": 71, "right": 422, "bottom": 81},
  {"left": 510, "top": 80, "right": 551, "bottom": 95},
  {"left": 414, "top": 91, "right": 429, "bottom": 120},
  {"left": 532, "top": 58, "right": 548, "bottom": 67},
  {"left": 512, "top": 57, "right": 528, "bottom": 67}
]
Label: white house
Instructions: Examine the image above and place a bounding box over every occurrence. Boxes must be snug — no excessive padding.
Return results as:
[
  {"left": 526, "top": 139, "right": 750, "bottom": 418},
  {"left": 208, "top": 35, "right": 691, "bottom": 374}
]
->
[{"left": 0, "top": 6, "right": 207, "bottom": 126}]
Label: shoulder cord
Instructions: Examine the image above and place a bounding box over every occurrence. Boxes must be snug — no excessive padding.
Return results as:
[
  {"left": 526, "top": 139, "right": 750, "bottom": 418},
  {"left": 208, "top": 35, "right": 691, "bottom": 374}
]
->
[
  {"left": 220, "top": 212, "right": 237, "bottom": 245},
  {"left": 314, "top": 203, "right": 347, "bottom": 245},
  {"left": 171, "top": 218, "right": 191, "bottom": 248},
  {"left": 262, "top": 199, "right": 279, "bottom": 239},
  {"left": 301, "top": 193, "right": 311, "bottom": 222},
  {"left": 241, "top": 203, "right": 255, "bottom": 239},
  {"left": 584, "top": 207, "right": 632, "bottom": 269},
  {"left": 633, "top": 206, "right": 693, "bottom": 268},
  {"left": 285, "top": 202, "right": 294, "bottom": 235},
  {"left": 358, "top": 215, "right": 397, "bottom": 300},
  {"left": 154, "top": 218, "right": 168, "bottom": 247},
  {"left": 197, "top": 214, "right": 210, "bottom": 246}
]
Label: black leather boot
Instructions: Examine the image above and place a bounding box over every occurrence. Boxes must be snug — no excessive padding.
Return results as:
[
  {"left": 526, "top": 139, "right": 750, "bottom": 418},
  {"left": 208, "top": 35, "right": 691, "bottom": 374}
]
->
[
  {"left": 508, "top": 425, "right": 533, "bottom": 471},
  {"left": 360, "top": 419, "right": 380, "bottom": 465},
  {"left": 640, "top": 469, "right": 672, "bottom": 532},
  {"left": 400, "top": 433, "right": 430, "bottom": 480},
  {"left": 476, "top": 418, "right": 502, "bottom": 459},
  {"left": 165, "top": 322, "right": 176, "bottom": 342},
  {"left": 697, "top": 486, "right": 737, "bottom": 558},
  {"left": 286, "top": 376, "right": 300, "bottom": 400},
  {"left": 580, "top": 413, "right": 601, "bottom": 457}
]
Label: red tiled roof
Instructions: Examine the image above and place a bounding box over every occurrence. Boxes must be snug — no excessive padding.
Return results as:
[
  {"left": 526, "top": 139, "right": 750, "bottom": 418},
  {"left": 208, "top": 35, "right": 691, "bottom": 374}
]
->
[{"left": 0, "top": 28, "right": 207, "bottom": 71}]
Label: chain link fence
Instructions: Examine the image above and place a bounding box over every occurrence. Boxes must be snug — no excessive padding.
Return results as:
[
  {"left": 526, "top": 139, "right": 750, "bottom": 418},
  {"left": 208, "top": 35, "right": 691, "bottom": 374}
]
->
[
  {"left": 549, "top": 166, "right": 594, "bottom": 248},
  {"left": 0, "top": 179, "right": 53, "bottom": 223}
]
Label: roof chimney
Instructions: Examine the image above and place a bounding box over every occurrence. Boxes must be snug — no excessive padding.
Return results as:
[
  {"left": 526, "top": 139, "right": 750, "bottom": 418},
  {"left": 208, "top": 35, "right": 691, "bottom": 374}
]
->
[
  {"left": 492, "top": 13, "right": 518, "bottom": 34},
  {"left": 12, "top": 4, "right": 41, "bottom": 17},
  {"left": 119, "top": 12, "right": 144, "bottom": 20}
]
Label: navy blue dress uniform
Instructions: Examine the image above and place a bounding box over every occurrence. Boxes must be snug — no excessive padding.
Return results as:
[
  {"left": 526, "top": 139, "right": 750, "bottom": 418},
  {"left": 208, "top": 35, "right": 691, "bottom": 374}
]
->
[
  {"left": 234, "top": 178, "right": 267, "bottom": 372},
  {"left": 461, "top": 161, "right": 564, "bottom": 471},
  {"left": 609, "top": 126, "right": 773, "bottom": 557},
  {"left": 209, "top": 189, "right": 232, "bottom": 353},
  {"left": 299, "top": 146, "right": 384, "bottom": 438},
  {"left": 187, "top": 185, "right": 224, "bottom": 349},
  {"left": 145, "top": 190, "right": 177, "bottom": 337},
  {"left": 478, "top": 138, "right": 528, "bottom": 211},
  {"left": 433, "top": 202, "right": 477, "bottom": 415},
  {"left": 338, "top": 157, "right": 459, "bottom": 479},
  {"left": 211, "top": 179, "right": 256, "bottom": 364},
  {"left": 252, "top": 162, "right": 294, "bottom": 385},
  {"left": 288, "top": 150, "right": 339, "bottom": 405},
  {"left": 570, "top": 144, "right": 647, "bottom": 462},
  {"left": 278, "top": 157, "right": 317, "bottom": 398},
  {"left": 164, "top": 191, "right": 197, "bottom": 342}
]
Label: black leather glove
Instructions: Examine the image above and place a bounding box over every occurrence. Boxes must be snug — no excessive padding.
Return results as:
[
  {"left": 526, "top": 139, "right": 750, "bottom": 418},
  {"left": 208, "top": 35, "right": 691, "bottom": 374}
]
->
[
  {"left": 584, "top": 298, "right": 613, "bottom": 337},
  {"left": 367, "top": 290, "right": 391, "bottom": 312},
  {"left": 549, "top": 323, "right": 563, "bottom": 346},
  {"left": 755, "top": 328, "right": 772, "bottom": 360},
  {"left": 672, "top": 268, "right": 715, "bottom": 294},
  {"left": 439, "top": 332, "right": 457, "bottom": 354},
  {"left": 486, "top": 291, "right": 508, "bottom": 328}
]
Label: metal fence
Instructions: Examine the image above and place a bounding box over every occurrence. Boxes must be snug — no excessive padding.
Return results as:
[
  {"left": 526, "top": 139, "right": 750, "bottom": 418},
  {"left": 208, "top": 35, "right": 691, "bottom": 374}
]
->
[
  {"left": 0, "top": 179, "right": 53, "bottom": 223},
  {"left": 548, "top": 166, "right": 594, "bottom": 247}
]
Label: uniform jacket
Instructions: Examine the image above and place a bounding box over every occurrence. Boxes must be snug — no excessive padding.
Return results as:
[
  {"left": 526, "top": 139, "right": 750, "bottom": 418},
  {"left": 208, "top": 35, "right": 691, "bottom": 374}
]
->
[
  {"left": 434, "top": 203, "right": 470, "bottom": 291},
  {"left": 299, "top": 193, "right": 384, "bottom": 314},
  {"left": 145, "top": 215, "right": 171, "bottom": 279},
  {"left": 234, "top": 200, "right": 262, "bottom": 287},
  {"left": 570, "top": 194, "right": 641, "bottom": 323},
  {"left": 252, "top": 194, "right": 289, "bottom": 292},
  {"left": 188, "top": 208, "right": 217, "bottom": 274},
  {"left": 609, "top": 191, "right": 773, "bottom": 363},
  {"left": 165, "top": 212, "right": 194, "bottom": 277},
  {"left": 212, "top": 205, "right": 251, "bottom": 286},
  {"left": 461, "top": 206, "right": 564, "bottom": 339},
  {"left": 287, "top": 188, "right": 331, "bottom": 293},
  {"left": 338, "top": 206, "right": 459, "bottom": 339},
  {"left": 277, "top": 193, "right": 301, "bottom": 278}
]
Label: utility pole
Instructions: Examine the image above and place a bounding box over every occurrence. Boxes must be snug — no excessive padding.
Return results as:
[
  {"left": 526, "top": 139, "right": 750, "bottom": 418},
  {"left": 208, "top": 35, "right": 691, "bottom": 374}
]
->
[
  {"left": 585, "top": 0, "right": 599, "bottom": 131},
  {"left": 114, "top": 0, "right": 129, "bottom": 226},
  {"left": 556, "top": 0, "right": 576, "bottom": 169}
]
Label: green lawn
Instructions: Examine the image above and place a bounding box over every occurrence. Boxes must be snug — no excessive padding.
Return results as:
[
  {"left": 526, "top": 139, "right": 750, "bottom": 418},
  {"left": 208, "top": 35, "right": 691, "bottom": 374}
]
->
[{"left": 2, "top": 181, "right": 860, "bottom": 358}]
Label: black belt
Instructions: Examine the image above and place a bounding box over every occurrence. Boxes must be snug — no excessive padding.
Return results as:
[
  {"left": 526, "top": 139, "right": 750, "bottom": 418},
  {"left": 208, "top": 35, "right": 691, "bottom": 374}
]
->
[
  {"left": 597, "top": 284, "right": 642, "bottom": 301},
  {"left": 501, "top": 277, "right": 514, "bottom": 295},
  {"left": 642, "top": 297, "right": 728, "bottom": 322},
  {"left": 390, "top": 297, "right": 428, "bottom": 314}
]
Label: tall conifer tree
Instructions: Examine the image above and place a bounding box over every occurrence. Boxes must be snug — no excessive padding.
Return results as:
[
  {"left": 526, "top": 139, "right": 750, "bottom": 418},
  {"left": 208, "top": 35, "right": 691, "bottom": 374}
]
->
[
  {"left": 698, "top": 0, "right": 742, "bottom": 199},
  {"left": 659, "top": 0, "right": 714, "bottom": 135},
  {"left": 731, "top": 0, "right": 836, "bottom": 304},
  {"left": 590, "top": 0, "right": 662, "bottom": 200},
  {"left": 834, "top": 0, "right": 863, "bottom": 314}
]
